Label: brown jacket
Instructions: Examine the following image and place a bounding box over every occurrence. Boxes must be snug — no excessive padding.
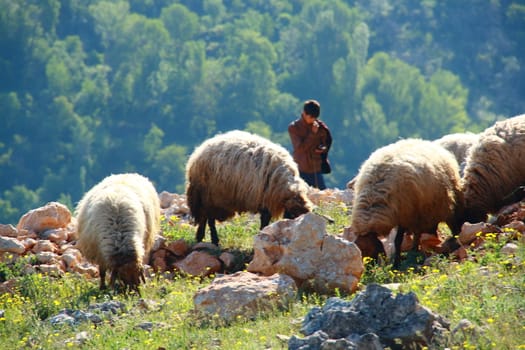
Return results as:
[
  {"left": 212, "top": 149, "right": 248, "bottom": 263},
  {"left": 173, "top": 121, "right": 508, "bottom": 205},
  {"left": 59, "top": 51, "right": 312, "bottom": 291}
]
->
[{"left": 288, "top": 117, "right": 332, "bottom": 173}]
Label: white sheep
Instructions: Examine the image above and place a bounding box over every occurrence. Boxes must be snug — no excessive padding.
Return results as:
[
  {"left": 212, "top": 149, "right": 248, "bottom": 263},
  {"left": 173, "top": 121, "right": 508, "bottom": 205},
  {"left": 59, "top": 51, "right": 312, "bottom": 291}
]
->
[
  {"left": 185, "top": 130, "right": 313, "bottom": 245},
  {"left": 462, "top": 114, "right": 525, "bottom": 223},
  {"left": 75, "top": 173, "right": 160, "bottom": 293},
  {"left": 351, "top": 138, "right": 464, "bottom": 268},
  {"left": 433, "top": 132, "right": 479, "bottom": 174}
]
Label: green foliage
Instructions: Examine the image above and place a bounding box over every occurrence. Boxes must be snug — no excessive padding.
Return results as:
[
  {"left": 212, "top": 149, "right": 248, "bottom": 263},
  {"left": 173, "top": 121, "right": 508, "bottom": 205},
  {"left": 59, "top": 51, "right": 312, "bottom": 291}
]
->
[
  {"left": 0, "top": 186, "right": 41, "bottom": 225},
  {"left": 0, "top": 0, "right": 522, "bottom": 223}
]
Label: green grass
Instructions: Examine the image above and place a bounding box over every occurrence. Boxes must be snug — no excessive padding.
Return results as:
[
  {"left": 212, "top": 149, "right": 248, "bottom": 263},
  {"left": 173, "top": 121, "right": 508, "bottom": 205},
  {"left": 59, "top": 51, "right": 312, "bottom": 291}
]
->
[{"left": 1, "top": 201, "right": 524, "bottom": 349}]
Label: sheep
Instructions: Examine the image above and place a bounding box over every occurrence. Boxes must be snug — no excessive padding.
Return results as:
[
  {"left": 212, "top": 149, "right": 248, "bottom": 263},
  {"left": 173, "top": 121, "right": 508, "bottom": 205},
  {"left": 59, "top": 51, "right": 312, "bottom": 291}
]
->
[
  {"left": 75, "top": 173, "right": 160, "bottom": 293},
  {"left": 185, "top": 130, "right": 313, "bottom": 245},
  {"left": 347, "top": 132, "right": 479, "bottom": 191},
  {"left": 462, "top": 114, "right": 525, "bottom": 223},
  {"left": 433, "top": 132, "right": 479, "bottom": 175},
  {"left": 350, "top": 138, "right": 464, "bottom": 268}
]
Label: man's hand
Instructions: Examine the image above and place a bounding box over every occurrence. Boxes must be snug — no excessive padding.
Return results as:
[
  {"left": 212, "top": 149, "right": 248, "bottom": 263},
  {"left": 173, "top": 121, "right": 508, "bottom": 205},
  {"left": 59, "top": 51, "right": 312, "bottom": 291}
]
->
[{"left": 312, "top": 120, "right": 319, "bottom": 133}]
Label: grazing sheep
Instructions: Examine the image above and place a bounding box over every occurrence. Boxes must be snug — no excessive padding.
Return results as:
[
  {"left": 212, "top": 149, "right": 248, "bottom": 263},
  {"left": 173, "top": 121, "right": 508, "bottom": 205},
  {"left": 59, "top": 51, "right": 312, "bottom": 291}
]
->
[
  {"left": 185, "top": 130, "right": 313, "bottom": 245},
  {"left": 433, "top": 132, "right": 479, "bottom": 174},
  {"left": 351, "top": 138, "right": 464, "bottom": 268},
  {"left": 75, "top": 173, "right": 160, "bottom": 293},
  {"left": 462, "top": 114, "right": 525, "bottom": 223}
]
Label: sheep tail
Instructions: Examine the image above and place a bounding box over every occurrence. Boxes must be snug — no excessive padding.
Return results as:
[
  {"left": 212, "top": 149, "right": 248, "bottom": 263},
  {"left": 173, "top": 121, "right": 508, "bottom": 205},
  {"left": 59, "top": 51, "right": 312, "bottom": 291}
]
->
[{"left": 186, "top": 182, "right": 202, "bottom": 222}]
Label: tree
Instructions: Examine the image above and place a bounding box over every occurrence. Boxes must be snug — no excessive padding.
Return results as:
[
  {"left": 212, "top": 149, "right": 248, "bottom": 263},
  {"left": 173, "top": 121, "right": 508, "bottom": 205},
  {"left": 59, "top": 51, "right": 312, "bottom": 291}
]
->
[{"left": 0, "top": 186, "right": 41, "bottom": 225}]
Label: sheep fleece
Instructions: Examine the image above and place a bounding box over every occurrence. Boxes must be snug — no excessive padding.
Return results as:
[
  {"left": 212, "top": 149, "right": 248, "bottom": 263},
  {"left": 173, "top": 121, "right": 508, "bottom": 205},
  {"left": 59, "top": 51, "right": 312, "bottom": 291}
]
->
[
  {"left": 462, "top": 114, "right": 525, "bottom": 220},
  {"left": 185, "top": 130, "right": 311, "bottom": 221},
  {"left": 433, "top": 132, "right": 479, "bottom": 166},
  {"left": 351, "top": 138, "right": 463, "bottom": 237},
  {"left": 75, "top": 173, "right": 160, "bottom": 279}
]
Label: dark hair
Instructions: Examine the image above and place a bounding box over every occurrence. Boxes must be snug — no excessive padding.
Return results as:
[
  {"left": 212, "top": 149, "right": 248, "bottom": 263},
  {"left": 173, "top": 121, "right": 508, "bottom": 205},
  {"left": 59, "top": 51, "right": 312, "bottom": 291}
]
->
[{"left": 303, "top": 99, "right": 320, "bottom": 118}]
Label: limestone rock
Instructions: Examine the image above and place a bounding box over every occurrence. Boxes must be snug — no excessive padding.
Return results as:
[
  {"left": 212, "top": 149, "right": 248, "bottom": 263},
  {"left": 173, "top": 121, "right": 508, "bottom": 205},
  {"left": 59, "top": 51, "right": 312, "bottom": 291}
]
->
[
  {"left": 61, "top": 248, "right": 83, "bottom": 269},
  {"left": 174, "top": 251, "right": 221, "bottom": 277},
  {"left": 0, "top": 224, "right": 18, "bottom": 237},
  {"left": 36, "top": 251, "right": 59, "bottom": 264},
  {"left": 459, "top": 222, "right": 500, "bottom": 245},
  {"left": 308, "top": 188, "right": 354, "bottom": 206},
  {"left": 247, "top": 213, "right": 363, "bottom": 294},
  {"left": 166, "top": 238, "right": 191, "bottom": 257},
  {"left": 193, "top": 271, "right": 296, "bottom": 322},
  {"left": 17, "top": 202, "right": 71, "bottom": 233},
  {"left": 0, "top": 236, "right": 26, "bottom": 254},
  {"left": 31, "top": 240, "right": 58, "bottom": 254},
  {"left": 40, "top": 228, "right": 69, "bottom": 243},
  {"left": 289, "top": 283, "right": 450, "bottom": 349},
  {"left": 219, "top": 252, "right": 236, "bottom": 270}
]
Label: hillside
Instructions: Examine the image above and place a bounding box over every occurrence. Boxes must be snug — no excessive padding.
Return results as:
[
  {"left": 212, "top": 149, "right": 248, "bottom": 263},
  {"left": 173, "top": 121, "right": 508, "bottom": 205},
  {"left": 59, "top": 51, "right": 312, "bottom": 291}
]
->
[{"left": 1, "top": 0, "right": 524, "bottom": 223}]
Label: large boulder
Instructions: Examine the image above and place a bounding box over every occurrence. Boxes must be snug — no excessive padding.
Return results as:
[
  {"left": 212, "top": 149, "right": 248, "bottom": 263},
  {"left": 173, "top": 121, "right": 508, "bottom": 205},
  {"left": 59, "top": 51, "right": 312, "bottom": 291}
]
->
[
  {"left": 17, "top": 202, "right": 71, "bottom": 233},
  {"left": 247, "top": 213, "right": 363, "bottom": 294},
  {"left": 289, "top": 283, "right": 450, "bottom": 349},
  {"left": 193, "top": 271, "right": 296, "bottom": 322}
]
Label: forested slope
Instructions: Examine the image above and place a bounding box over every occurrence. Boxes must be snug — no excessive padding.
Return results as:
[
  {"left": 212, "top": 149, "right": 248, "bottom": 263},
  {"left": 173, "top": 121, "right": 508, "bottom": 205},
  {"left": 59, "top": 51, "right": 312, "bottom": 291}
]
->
[{"left": 1, "top": 0, "right": 524, "bottom": 224}]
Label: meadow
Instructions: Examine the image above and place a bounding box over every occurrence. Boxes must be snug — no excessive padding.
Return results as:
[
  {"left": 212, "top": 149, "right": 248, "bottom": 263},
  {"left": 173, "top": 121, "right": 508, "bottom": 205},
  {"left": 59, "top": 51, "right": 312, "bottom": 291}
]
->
[{"left": 0, "top": 201, "right": 523, "bottom": 349}]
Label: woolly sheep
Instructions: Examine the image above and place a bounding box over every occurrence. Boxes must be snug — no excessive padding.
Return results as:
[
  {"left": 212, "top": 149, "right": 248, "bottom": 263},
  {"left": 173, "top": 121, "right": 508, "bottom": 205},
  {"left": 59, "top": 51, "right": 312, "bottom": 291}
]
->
[
  {"left": 433, "top": 132, "right": 479, "bottom": 174},
  {"left": 347, "top": 132, "right": 479, "bottom": 190},
  {"left": 462, "top": 114, "right": 525, "bottom": 223},
  {"left": 185, "top": 130, "right": 313, "bottom": 245},
  {"left": 75, "top": 173, "right": 160, "bottom": 293},
  {"left": 351, "top": 138, "right": 464, "bottom": 268}
]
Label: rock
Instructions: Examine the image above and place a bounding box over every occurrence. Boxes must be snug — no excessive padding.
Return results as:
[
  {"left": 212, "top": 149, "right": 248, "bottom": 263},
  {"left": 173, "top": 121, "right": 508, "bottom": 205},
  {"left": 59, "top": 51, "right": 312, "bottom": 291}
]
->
[
  {"left": 151, "top": 235, "right": 167, "bottom": 251},
  {"left": 290, "top": 283, "right": 450, "bottom": 349},
  {"left": 459, "top": 222, "right": 500, "bottom": 245},
  {"left": 0, "top": 279, "right": 17, "bottom": 294},
  {"left": 47, "top": 303, "right": 126, "bottom": 329},
  {"left": 341, "top": 226, "right": 357, "bottom": 242},
  {"left": 17, "top": 202, "right": 71, "bottom": 233},
  {"left": 307, "top": 235, "right": 363, "bottom": 294},
  {"left": 0, "top": 236, "right": 26, "bottom": 254},
  {"left": 61, "top": 248, "right": 83, "bottom": 269},
  {"left": 247, "top": 213, "right": 363, "bottom": 294},
  {"left": 290, "top": 331, "right": 384, "bottom": 350},
  {"left": 166, "top": 239, "right": 191, "bottom": 257},
  {"left": 308, "top": 188, "right": 354, "bottom": 206},
  {"left": 36, "top": 251, "right": 59, "bottom": 264},
  {"left": 21, "top": 237, "right": 37, "bottom": 251},
  {"left": 193, "top": 242, "right": 219, "bottom": 251},
  {"left": 174, "top": 251, "right": 221, "bottom": 277},
  {"left": 37, "top": 263, "right": 65, "bottom": 276},
  {"left": 193, "top": 271, "right": 296, "bottom": 322},
  {"left": 31, "top": 240, "right": 58, "bottom": 254},
  {"left": 494, "top": 201, "right": 525, "bottom": 226},
  {"left": 151, "top": 249, "right": 169, "bottom": 272},
  {"left": 73, "top": 262, "right": 99, "bottom": 278},
  {"left": 40, "top": 228, "right": 69, "bottom": 243},
  {"left": 159, "top": 191, "right": 189, "bottom": 214},
  {"left": 159, "top": 191, "right": 177, "bottom": 209},
  {"left": 502, "top": 220, "right": 525, "bottom": 234},
  {"left": 501, "top": 242, "right": 519, "bottom": 255},
  {"left": 219, "top": 252, "right": 236, "bottom": 270},
  {"left": 0, "top": 224, "right": 18, "bottom": 237}
]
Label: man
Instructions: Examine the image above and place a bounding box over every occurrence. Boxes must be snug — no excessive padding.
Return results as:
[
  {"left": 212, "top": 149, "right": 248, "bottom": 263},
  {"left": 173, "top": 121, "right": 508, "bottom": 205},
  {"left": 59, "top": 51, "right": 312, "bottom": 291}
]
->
[{"left": 288, "top": 99, "right": 332, "bottom": 189}]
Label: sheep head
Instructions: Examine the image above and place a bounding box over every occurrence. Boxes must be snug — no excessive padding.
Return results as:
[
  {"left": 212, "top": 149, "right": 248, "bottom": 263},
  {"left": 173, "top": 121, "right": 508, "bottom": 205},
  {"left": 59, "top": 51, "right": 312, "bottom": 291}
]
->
[
  {"left": 109, "top": 253, "right": 145, "bottom": 294},
  {"left": 283, "top": 193, "right": 312, "bottom": 219}
]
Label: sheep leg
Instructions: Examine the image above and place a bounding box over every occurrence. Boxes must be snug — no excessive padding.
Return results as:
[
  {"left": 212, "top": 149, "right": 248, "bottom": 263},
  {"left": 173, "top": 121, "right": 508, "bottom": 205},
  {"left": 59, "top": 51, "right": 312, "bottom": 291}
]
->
[
  {"left": 99, "top": 267, "right": 107, "bottom": 290},
  {"left": 208, "top": 218, "right": 219, "bottom": 246},
  {"left": 393, "top": 226, "right": 406, "bottom": 269},
  {"left": 195, "top": 217, "right": 207, "bottom": 242},
  {"left": 412, "top": 232, "right": 421, "bottom": 252},
  {"left": 259, "top": 208, "right": 271, "bottom": 229},
  {"left": 110, "top": 270, "right": 117, "bottom": 290}
]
